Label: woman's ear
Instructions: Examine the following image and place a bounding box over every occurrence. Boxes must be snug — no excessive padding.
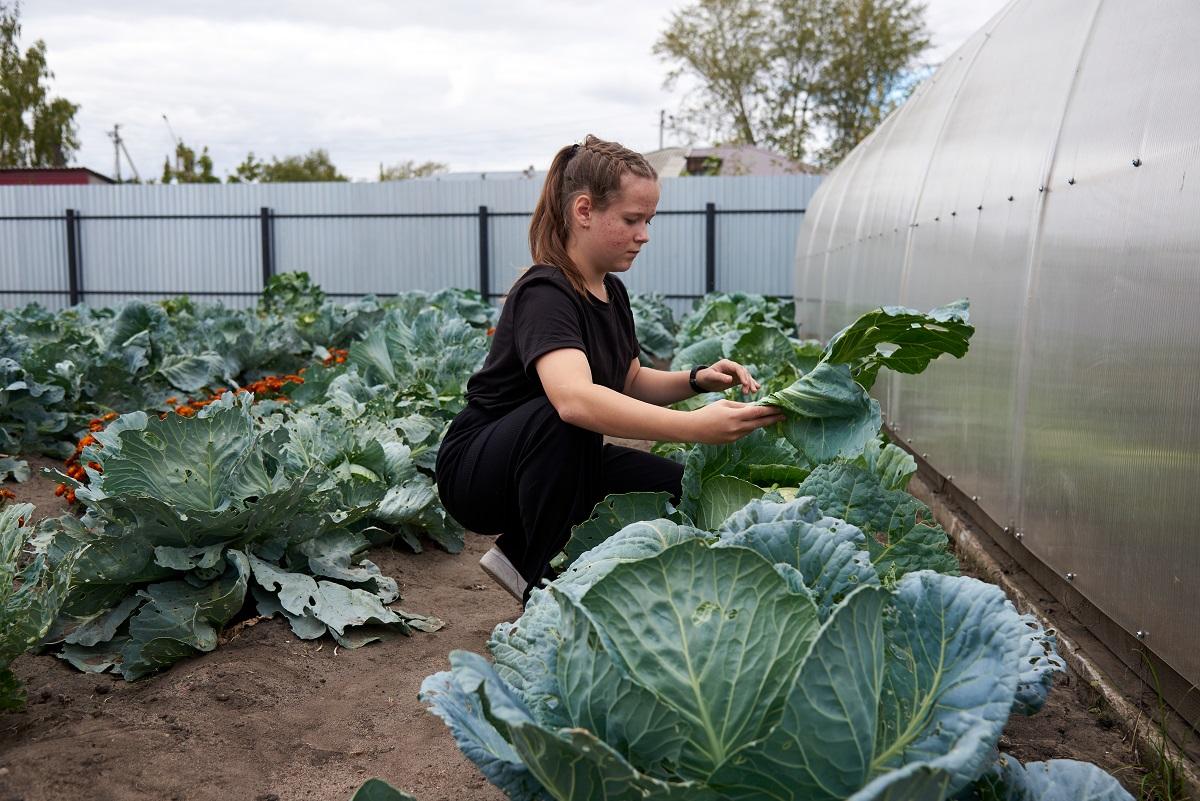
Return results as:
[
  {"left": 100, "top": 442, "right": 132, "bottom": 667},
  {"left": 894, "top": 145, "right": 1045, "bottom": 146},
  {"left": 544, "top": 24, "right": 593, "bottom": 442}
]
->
[{"left": 572, "top": 193, "right": 593, "bottom": 229}]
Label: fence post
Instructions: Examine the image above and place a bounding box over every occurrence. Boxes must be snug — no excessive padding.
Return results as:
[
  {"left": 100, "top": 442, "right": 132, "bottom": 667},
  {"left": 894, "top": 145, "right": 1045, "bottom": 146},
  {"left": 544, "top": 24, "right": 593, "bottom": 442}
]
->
[
  {"left": 705, "top": 202, "right": 716, "bottom": 294},
  {"left": 260, "top": 207, "right": 275, "bottom": 286},
  {"left": 478, "top": 205, "right": 490, "bottom": 299},
  {"left": 65, "top": 208, "right": 82, "bottom": 305}
]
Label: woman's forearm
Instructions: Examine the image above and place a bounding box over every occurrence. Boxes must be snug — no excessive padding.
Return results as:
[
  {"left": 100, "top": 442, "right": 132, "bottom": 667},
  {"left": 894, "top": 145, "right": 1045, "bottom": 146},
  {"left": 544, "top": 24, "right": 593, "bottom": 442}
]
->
[
  {"left": 560, "top": 383, "right": 696, "bottom": 441},
  {"left": 625, "top": 364, "right": 696, "bottom": 406}
]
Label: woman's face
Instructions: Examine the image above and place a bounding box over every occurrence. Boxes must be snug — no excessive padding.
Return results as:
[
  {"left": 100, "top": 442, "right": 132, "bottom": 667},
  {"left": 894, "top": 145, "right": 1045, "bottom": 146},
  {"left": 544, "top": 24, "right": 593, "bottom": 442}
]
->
[{"left": 572, "top": 175, "right": 660, "bottom": 275}]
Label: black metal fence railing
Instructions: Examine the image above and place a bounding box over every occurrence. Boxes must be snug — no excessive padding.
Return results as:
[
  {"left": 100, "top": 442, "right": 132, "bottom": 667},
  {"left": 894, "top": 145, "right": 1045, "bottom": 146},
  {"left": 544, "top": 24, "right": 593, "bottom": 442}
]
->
[{"left": 0, "top": 204, "right": 806, "bottom": 305}]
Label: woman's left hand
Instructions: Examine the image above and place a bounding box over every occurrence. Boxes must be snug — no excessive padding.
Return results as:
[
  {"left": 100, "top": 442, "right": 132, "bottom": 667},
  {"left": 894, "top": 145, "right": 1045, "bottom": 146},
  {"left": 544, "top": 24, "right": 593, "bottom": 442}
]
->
[{"left": 696, "top": 360, "right": 760, "bottom": 396}]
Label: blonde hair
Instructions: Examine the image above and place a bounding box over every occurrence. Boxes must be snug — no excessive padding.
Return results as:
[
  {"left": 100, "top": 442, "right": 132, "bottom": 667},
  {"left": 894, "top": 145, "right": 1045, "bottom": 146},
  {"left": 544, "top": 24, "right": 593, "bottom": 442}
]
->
[{"left": 528, "top": 134, "right": 657, "bottom": 296}]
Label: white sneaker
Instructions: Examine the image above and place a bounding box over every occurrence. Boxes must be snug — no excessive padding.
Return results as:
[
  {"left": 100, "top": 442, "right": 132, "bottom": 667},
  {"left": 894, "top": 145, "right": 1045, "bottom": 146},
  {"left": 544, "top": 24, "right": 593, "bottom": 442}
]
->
[{"left": 479, "top": 546, "right": 528, "bottom": 601}]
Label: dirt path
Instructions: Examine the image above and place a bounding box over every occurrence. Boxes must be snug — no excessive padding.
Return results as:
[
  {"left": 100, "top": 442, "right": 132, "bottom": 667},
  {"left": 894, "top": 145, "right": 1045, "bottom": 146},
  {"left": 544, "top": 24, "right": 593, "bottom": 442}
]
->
[{"left": 0, "top": 452, "right": 1146, "bottom": 800}]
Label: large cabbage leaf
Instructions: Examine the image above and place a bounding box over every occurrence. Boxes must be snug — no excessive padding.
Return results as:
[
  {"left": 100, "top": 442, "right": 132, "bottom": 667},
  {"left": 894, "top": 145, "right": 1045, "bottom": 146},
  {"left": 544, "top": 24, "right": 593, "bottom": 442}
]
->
[
  {"left": 823, "top": 299, "right": 974, "bottom": 390},
  {"left": 799, "top": 462, "right": 958, "bottom": 578},
  {"left": 1, "top": 503, "right": 79, "bottom": 709},
  {"left": 423, "top": 495, "right": 1117, "bottom": 801},
  {"left": 41, "top": 393, "right": 441, "bottom": 679},
  {"left": 759, "top": 362, "right": 883, "bottom": 464}
]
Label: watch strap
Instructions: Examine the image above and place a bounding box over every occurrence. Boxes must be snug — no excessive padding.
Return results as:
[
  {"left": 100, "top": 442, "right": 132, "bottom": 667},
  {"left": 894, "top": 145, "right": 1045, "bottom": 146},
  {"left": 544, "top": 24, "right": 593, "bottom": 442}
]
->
[{"left": 689, "top": 364, "right": 708, "bottom": 394}]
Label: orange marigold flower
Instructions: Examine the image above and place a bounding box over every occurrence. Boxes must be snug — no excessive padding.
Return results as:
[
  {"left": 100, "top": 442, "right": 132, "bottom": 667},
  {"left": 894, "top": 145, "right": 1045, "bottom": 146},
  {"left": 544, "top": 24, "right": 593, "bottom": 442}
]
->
[
  {"left": 65, "top": 490, "right": 76, "bottom": 504},
  {"left": 175, "top": 406, "right": 196, "bottom": 417},
  {"left": 80, "top": 434, "right": 97, "bottom": 447},
  {"left": 55, "top": 483, "right": 67, "bottom": 497},
  {"left": 103, "top": 412, "right": 118, "bottom": 421},
  {"left": 487, "top": 327, "right": 496, "bottom": 336},
  {"left": 165, "top": 396, "right": 178, "bottom": 405}
]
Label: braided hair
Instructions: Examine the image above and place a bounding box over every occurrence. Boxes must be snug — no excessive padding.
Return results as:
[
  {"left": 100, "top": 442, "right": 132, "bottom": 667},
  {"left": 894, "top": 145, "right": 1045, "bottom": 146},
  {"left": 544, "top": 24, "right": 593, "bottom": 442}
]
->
[{"left": 528, "top": 134, "right": 657, "bottom": 297}]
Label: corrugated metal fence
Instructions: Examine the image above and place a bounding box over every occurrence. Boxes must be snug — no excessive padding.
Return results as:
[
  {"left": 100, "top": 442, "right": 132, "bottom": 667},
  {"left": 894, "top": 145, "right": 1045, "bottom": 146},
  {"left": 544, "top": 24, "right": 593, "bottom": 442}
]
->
[{"left": 0, "top": 175, "right": 821, "bottom": 315}]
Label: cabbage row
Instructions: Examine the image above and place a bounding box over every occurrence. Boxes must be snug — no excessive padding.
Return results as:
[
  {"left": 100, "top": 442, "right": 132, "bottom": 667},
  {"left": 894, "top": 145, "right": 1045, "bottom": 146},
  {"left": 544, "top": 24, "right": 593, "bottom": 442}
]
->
[
  {"left": 1, "top": 276, "right": 496, "bottom": 682},
  {"left": 423, "top": 296, "right": 1133, "bottom": 799}
]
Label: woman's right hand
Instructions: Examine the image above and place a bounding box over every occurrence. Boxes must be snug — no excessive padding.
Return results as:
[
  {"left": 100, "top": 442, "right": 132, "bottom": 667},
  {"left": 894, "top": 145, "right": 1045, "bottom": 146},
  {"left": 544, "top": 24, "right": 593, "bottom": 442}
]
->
[{"left": 688, "top": 399, "right": 787, "bottom": 445}]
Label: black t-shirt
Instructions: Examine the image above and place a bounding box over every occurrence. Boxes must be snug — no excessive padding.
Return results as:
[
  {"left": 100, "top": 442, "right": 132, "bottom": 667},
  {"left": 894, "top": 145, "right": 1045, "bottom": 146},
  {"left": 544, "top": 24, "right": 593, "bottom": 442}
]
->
[{"left": 465, "top": 264, "right": 640, "bottom": 415}]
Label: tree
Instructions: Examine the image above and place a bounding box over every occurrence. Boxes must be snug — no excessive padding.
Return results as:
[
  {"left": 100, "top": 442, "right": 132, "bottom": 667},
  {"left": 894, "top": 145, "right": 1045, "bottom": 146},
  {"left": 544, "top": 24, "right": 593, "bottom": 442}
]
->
[
  {"left": 226, "top": 148, "right": 347, "bottom": 183},
  {"left": 227, "top": 151, "right": 264, "bottom": 183},
  {"left": 654, "top": 0, "right": 929, "bottom": 167},
  {"left": 0, "top": 2, "right": 80, "bottom": 168},
  {"left": 815, "top": 0, "right": 930, "bottom": 164},
  {"left": 160, "top": 140, "right": 219, "bottom": 184},
  {"left": 378, "top": 159, "right": 448, "bottom": 181}
]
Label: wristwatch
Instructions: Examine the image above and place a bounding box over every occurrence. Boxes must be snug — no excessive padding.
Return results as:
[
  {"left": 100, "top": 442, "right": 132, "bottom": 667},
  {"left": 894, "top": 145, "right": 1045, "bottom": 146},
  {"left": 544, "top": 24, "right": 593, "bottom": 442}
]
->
[{"left": 689, "top": 364, "right": 708, "bottom": 394}]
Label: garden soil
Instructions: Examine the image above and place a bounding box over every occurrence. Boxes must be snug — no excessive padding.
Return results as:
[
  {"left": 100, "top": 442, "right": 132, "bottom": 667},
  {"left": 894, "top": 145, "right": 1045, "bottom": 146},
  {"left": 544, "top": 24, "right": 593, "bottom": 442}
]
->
[{"left": 0, "top": 450, "right": 1146, "bottom": 801}]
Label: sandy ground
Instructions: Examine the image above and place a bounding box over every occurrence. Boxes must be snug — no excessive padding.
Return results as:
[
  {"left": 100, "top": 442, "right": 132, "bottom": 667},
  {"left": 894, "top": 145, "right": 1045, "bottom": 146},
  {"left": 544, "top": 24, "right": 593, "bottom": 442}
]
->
[{"left": 0, "top": 452, "right": 1146, "bottom": 801}]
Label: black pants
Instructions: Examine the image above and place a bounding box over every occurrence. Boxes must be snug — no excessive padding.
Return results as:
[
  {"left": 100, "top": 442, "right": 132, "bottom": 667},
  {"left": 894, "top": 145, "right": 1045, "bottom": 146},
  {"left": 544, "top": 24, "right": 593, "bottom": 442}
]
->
[{"left": 435, "top": 396, "right": 684, "bottom": 595}]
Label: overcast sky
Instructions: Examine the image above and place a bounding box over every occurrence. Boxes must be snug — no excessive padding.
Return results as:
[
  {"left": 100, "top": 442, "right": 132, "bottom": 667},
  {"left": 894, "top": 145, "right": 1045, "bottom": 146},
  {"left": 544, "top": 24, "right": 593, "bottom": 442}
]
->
[{"left": 19, "top": 0, "right": 1009, "bottom": 181}]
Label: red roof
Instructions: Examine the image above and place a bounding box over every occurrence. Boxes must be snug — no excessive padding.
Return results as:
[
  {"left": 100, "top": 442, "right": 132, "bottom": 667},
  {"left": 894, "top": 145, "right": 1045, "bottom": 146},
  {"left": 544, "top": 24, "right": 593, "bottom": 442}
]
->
[{"left": 0, "top": 168, "right": 116, "bottom": 185}]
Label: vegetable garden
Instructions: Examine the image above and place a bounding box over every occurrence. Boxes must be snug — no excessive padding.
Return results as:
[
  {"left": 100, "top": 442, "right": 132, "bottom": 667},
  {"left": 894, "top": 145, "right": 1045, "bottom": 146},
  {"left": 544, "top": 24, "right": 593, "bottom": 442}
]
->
[{"left": 0, "top": 274, "right": 1149, "bottom": 799}]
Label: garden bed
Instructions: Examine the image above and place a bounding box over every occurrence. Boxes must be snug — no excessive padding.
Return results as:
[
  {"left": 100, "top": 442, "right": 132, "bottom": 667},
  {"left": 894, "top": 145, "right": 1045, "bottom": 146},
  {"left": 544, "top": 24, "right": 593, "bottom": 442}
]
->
[{"left": 0, "top": 449, "right": 1152, "bottom": 801}]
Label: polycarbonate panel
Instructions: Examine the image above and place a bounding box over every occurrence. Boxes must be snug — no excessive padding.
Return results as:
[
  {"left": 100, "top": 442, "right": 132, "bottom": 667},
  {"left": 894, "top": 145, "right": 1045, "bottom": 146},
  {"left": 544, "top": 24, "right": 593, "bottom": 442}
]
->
[
  {"left": 795, "top": 0, "right": 1200, "bottom": 690},
  {"left": 890, "top": 0, "right": 1101, "bottom": 521},
  {"left": 1015, "top": 1, "right": 1200, "bottom": 685}
]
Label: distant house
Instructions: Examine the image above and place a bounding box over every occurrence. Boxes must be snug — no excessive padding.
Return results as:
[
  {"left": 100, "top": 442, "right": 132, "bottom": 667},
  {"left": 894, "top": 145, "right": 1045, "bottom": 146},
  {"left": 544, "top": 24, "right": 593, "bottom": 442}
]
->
[
  {"left": 420, "top": 166, "right": 543, "bottom": 181},
  {"left": 0, "top": 168, "right": 115, "bottom": 186},
  {"left": 643, "top": 145, "right": 817, "bottom": 177}
]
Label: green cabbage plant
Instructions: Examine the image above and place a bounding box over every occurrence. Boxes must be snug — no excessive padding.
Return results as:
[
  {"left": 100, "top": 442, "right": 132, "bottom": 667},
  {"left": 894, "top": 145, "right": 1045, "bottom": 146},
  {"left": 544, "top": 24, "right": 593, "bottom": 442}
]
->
[{"left": 422, "top": 498, "right": 1130, "bottom": 801}]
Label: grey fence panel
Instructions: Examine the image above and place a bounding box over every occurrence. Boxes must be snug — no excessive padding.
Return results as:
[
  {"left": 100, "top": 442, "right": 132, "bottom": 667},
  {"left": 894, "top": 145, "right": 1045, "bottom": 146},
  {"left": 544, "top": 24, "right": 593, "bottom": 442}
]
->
[
  {"left": 82, "top": 218, "right": 261, "bottom": 296},
  {"left": 795, "top": 0, "right": 1200, "bottom": 715},
  {"left": 0, "top": 175, "right": 821, "bottom": 311},
  {"left": 273, "top": 216, "right": 479, "bottom": 295},
  {"left": 0, "top": 218, "right": 67, "bottom": 294}
]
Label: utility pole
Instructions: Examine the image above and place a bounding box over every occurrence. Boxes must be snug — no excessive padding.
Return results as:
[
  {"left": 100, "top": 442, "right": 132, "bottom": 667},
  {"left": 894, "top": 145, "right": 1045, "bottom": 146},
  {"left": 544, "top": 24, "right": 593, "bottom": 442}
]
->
[
  {"left": 107, "top": 124, "right": 122, "bottom": 182},
  {"left": 106, "top": 124, "right": 142, "bottom": 183},
  {"left": 659, "top": 109, "right": 665, "bottom": 150}
]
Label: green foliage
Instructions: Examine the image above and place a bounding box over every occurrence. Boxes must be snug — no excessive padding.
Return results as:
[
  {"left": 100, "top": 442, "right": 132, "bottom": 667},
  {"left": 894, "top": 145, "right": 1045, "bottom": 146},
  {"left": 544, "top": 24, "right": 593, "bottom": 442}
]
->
[
  {"left": 230, "top": 148, "right": 348, "bottom": 183},
  {"left": 0, "top": 2, "right": 80, "bottom": 168},
  {"left": 378, "top": 160, "right": 448, "bottom": 181},
  {"left": 654, "top": 0, "right": 930, "bottom": 166},
  {"left": 259, "top": 271, "right": 327, "bottom": 318},
  {"left": 41, "top": 393, "right": 443, "bottom": 679},
  {"left": 629, "top": 293, "right": 677, "bottom": 366},
  {"left": 822, "top": 299, "right": 973, "bottom": 390},
  {"left": 160, "top": 140, "right": 220, "bottom": 184},
  {"left": 1, "top": 503, "right": 78, "bottom": 709},
  {"left": 0, "top": 278, "right": 506, "bottom": 679},
  {"left": 551, "top": 492, "right": 680, "bottom": 572},
  {"left": 0, "top": 456, "right": 29, "bottom": 482},
  {"left": 423, "top": 497, "right": 1123, "bottom": 801}
]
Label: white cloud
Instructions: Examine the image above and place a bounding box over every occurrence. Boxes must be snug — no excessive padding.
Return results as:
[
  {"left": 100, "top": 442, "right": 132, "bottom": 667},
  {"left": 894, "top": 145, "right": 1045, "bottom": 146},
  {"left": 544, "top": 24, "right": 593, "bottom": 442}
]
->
[{"left": 18, "top": 0, "right": 1009, "bottom": 180}]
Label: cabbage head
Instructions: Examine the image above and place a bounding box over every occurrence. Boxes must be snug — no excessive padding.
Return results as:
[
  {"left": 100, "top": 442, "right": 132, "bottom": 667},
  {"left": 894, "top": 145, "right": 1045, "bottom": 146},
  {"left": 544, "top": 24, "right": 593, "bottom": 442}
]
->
[{"left": 422, "top": 498, "right": 1129, "bottom": 801}]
